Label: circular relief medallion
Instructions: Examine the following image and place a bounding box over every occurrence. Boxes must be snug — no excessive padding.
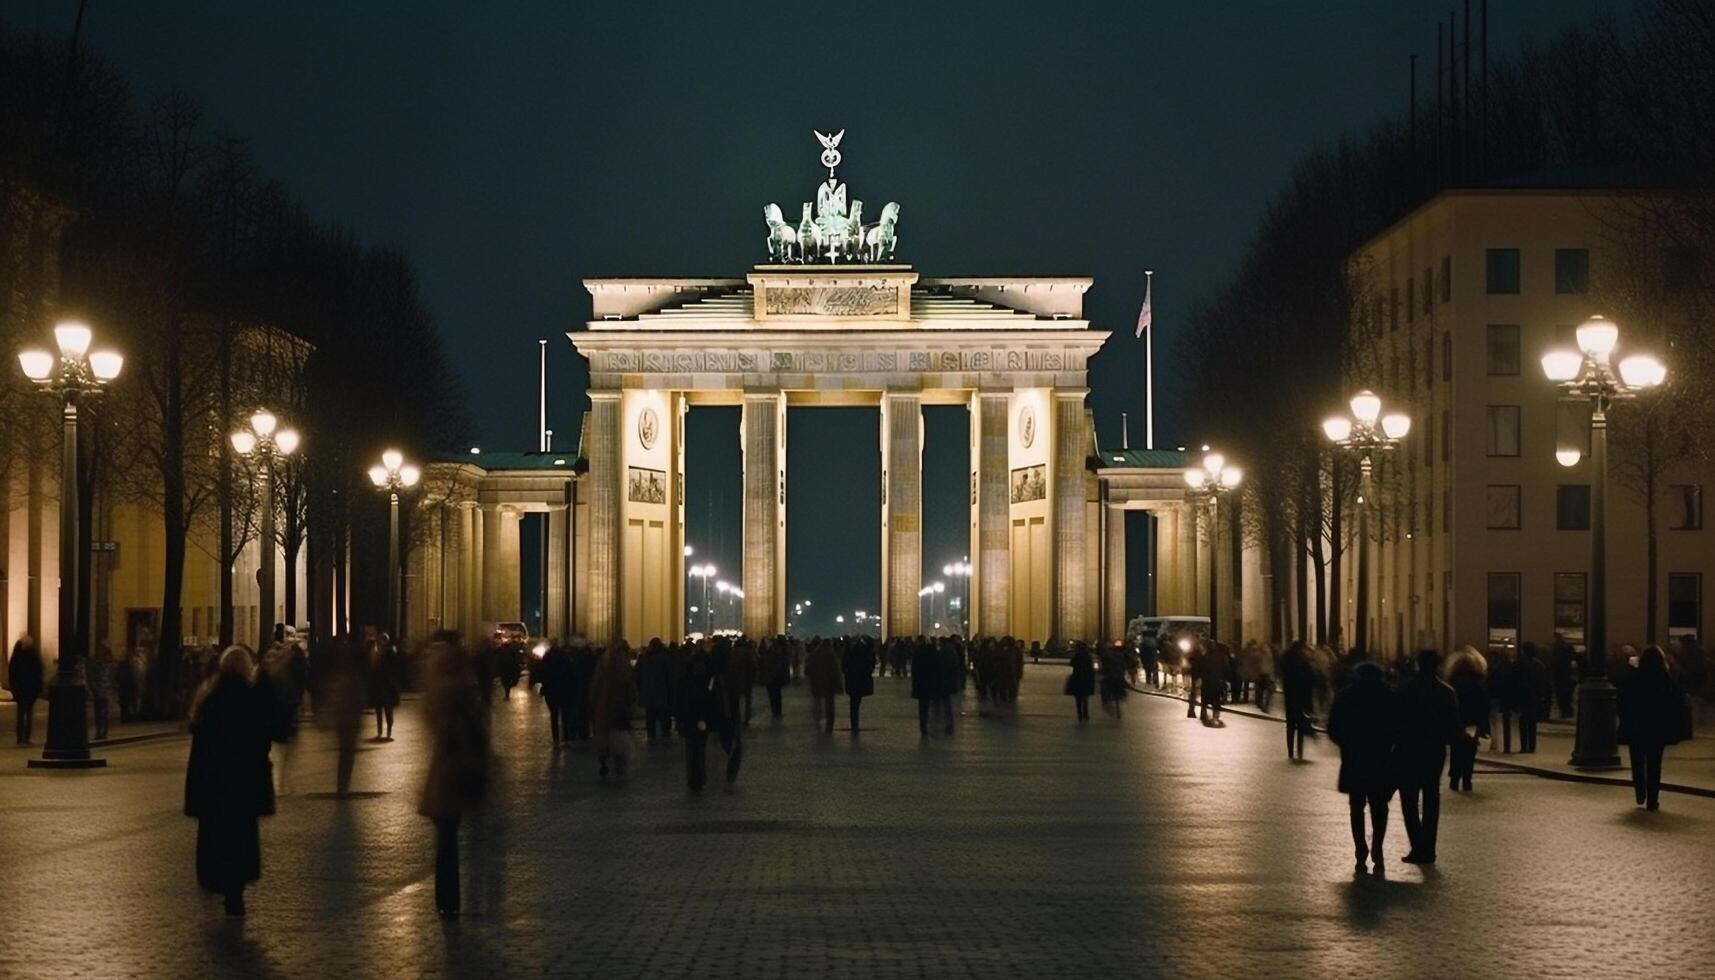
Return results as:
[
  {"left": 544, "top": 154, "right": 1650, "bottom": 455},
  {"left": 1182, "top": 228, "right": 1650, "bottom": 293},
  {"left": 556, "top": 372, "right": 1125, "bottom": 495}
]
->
[
  {"left": 1018, "top": 405, "right": 1036, "bottom": 448},
  {"left": 637, "top": 407, "right": 659, "bottom": 450}
]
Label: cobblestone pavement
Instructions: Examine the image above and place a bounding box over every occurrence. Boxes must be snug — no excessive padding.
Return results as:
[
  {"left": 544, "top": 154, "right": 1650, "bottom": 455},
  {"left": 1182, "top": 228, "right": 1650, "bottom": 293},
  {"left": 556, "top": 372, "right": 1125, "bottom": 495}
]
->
[{"left": 2, "top": 665, "right": 1713, "bottom": 979}]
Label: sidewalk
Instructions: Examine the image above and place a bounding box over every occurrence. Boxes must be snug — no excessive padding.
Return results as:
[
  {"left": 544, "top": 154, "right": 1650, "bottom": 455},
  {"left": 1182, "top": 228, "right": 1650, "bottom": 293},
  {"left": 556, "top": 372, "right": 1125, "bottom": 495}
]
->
[
  {"left": 1119, "top": 677, "right": 1715, "bottom": 798},
  {"left": 0, "top": 700, "right": 184, "bottom": 751}
]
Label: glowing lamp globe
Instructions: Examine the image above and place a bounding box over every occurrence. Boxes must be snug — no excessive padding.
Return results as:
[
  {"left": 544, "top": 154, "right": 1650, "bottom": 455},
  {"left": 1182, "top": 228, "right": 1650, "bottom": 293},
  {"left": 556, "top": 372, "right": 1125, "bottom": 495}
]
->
[
  {"left": 1184, "top": 469, "right": 1208, "bottom": 489},
  {"left": 1219, "top": 467, "right": 1243, "bottom": 489},
  {"left": 88, "top": 350, "right": 124, "bottom": 381},
  {"left": 1322, "top": 417, "right": 1352, "bottom": 443},
  {"left": 1349, "top": 390, "right": 1382, "bottom": 425},
  {"left": 382, "top": 449, "right": 403, "bottom": 471},
  {"left": 53, "top": 321, "right": 92, "bottom": 357},
  {"left": 1541, "top": 350, "right": 1583, "bottom": 382},
  {"left": 231, "top": 431, "right": 258, "bottom": 455},
  {"left": 1556, "top": 448, "right": 1583, "bottom": 468},
  {"left": 400, "top": 465, "right": 422, "bottom": 488},
  {"left": 18, "top": 349, "right": 54, "bottom": 381},
  {"left": 274, "top": 429, "right": 301, "bottom": 455},
  {"left": 1575, "top": 316, "right": 1619, "bottom": 359},
  {"left": 1618, "top": 354, "right": 1666, "bottom": 389},
  {"left": 368, "top": 465, "right": 389, "bottom": 487},
  {"left": 250, "top": 410, "right": 277, "bottom": 437},
  {"left": 1381, "top": 414, "right": 1412, "bottom": 440}
]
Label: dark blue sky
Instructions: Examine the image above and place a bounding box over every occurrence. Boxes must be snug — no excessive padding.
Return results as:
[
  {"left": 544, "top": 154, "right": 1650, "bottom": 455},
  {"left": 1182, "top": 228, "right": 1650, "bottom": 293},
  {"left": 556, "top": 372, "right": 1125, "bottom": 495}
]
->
[{"left": 8, "top": 0, "right": 1624, "bottom": 632}]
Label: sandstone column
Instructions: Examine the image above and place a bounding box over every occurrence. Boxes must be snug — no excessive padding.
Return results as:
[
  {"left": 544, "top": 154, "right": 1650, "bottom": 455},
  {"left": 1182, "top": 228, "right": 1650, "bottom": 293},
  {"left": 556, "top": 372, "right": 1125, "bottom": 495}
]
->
[
  {"left": 1104, "top": 504, "right": 1127, "bottom": 643},
  {"left": 882, "top": 391, "right": 922, "bottom": 638},
  {"left": 1051, "top": 391, "right": 1088, "bottom": 642},
  {"left": 972, "top": 390, "right": 1010, "bottom": 638},
  {"left": 480, "top": 506, "right": 520, "bottom": 624},
  {"left": 1177, "top": 501, "right": 1199, "bottom": 616},
  {"left": 586, "top": 392, "right": 621, "bottom": 644},
  {"left": 741, "top": 390, "right": 785, "bottom": 638},
  {"left": 546, "top": 503, "right": 569, "bottom": 641}
]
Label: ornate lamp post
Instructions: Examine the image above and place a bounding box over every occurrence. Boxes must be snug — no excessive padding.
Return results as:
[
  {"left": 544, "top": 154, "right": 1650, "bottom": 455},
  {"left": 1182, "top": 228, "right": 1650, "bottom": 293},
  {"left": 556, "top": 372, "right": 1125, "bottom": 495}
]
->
[
  {"left": 1543, "top": 315, "right": 1666, "bottom": 768},
  {"left": 18, "top": 321, "right": 123, "bottom": 768},
  {"left": 1323, "top": 391, "right": 1410, "bottom": 656},
  {"left": 232, "top": 410, "right": 300, "bottom": 653},
  {"left": 367, "top": 450, "right": 421, "bottom": 642},
  {"left": 1183, "top": 451, "right": 1243, "bottom": 641}
]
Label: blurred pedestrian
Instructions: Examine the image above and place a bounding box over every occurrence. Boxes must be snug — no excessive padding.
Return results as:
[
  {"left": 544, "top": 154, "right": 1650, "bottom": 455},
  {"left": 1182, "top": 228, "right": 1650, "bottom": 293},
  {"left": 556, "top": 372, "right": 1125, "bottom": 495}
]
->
[
  {"left": 1395, "top": 650, "right": 1460, "bottom": 865},
  {"left": 1551, "top": 641, "right": 1578, "bottom": 719},
  {"left": 261, "top": 636, "right": 305, "bottom": 795},
  {"left": 1444, "top": 646, "right": 1489, "bottom": 792},
  {"left": 1199, "top": 641, "right": 1231, "bottom": 724},
  {"left": 183, "top": 646, "right": 274, "bottom": 917},
  {"left": 568, "top": 641, "right": 597, "bottom": 740},
  {"left": 1490, "top": 646, "right": 1520, "bottom": 753},
  {"left": 7, "top": 636, "right": 43, "bottom": 745},
  {"left": 1617, "top": 645, "right": 1689, "bottom": 811},
  {"left": 758, "top": 637, "right": 789, "bottom": 720},
  {"left": 804, "top": 639, "right": 844, "bottom": 735},
  {"left": 1066, "top": 644, "right": 1096, "bottom": 722},
  {"left": 589, "top": 643, "right": 637, "bottom": 778},
  {"left": 1327, "top": 661, "right": 1397, "bottom": 875},
  {"left": 417, "top": 634, "right": 490, "bottom": 917},
  {"left": 1280, "top": 642, "right": 1317, "bottom": 759},
  {"left": 537, "top": 642, "right": 576, "bottom": 746},
  {"left": 495, "top": 641, "right": 524, "bottom": 700},
  {"left": 326, "top": 639, "right": 366, "bottom": 794},
  {"left": 632, "top": 640, "right": 673, "bottom": 742},
  {"left": 727, "top": 636, "right": 758, "bottom": 728},
  {"left": 88, "top": 641, "right": 117, "bottom": 740},
  {"left": 1517, "top": 642, "right": 1552, "bottom": 754},
  {"left": 842, "top": 637, "right": 875, "bottom": 733},
  {"left": 1097, "top": 642, "right": 1130, "bottom": 718},
  {"left": 367, "top": 631, "right": 403, "bottom": 740},
  {"left": 676, "top": 649, "right": 741, "bottom": 790}
]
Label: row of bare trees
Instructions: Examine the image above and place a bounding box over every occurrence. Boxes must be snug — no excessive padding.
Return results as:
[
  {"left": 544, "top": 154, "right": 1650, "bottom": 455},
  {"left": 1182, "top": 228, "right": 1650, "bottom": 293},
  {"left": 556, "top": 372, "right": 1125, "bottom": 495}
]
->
[
  {"left": 1, "top": 26, "right": 469, "bottom": 705},
  {"left": 1178, "top": 0, "right": 1715, "bottom": 649}
]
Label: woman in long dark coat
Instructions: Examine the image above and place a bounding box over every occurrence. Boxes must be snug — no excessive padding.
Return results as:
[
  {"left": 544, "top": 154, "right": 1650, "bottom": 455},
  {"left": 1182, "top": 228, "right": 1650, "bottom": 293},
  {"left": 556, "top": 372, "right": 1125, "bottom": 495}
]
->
[
  {"left": 418, "top": 635, "right": 490, "bottom": 917},
  {"left": 1444, "top": 646, "right": 1490, "bottom": 792},
  {"left": 184, "top": 646, "right": 274, "bottom": 916},
  {"left": 8, "top": 636, "right": 43, "bottom": 745},
  {"left": 1065, "top": 644, "right": 1096, "bottom": 722},
  {"left": 842, "top": 638, "right": 876, "bottom": 734},
  {"left": 1617, "top": 645, "right": 1688, "bottom": 811},
  {"left": 1326, "top": 661, "right": 1397, "bottom": 875},
  {"left": 1280, "top": 642, "right": 1317, "bottom": 759}
]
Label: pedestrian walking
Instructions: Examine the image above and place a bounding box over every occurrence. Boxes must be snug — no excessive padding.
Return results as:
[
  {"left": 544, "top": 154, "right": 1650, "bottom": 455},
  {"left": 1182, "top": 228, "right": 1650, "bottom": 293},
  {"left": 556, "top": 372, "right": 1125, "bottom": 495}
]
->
[
  {"left": 326, "top": 639, "right": 366, "bottom": 794},
  {"left": 183, "top": 646, "right": 274, "bottom": 917},
  {"left": 417, "top": 634, "right": 490, "bottom": 917},
  {"left": 1394, "top": 650, "right": 1460, "bottom": 865},
  {"left": 537, "top": 642, "right": 576, "bottom": 746},
  {"left": 758, "top": 637, "right": 789, "bottom": 719},
  {"left": 367, "top": 631, "right": 402, "bottom": 741},
  {"left": 1199, "top": 641, "right": 1231, "bottom": 724},
  {"left": 1617, "top": 645, "right": 1690, "bottom": 811},
  {"left": 911, "top": 638, "right": 939, "bottom": 736},
  {"left": 1551, "top": 641, "right": 1578, "bottom": 719},
  {"left": 633, "top": 640, "right": 674, "bottom": 741},
  {"left": 8, "top": 636, "right": 43, "bottom": 745},
  {"left": 568, "top": 641, "right": 597, "bottom": 740},
  {"left": 1444, "top": 646, "right": 1489, "bottom": 792},
  {"left": 260, "top": 639, "right": 305, "bottom": 795},
  {"left": 1517, "top": 643, "right": 1552, "bottom": 753},
  {"left": 1326, "top": 661, "right": 1397, "bottom": 875},
  {"left": 1097, "top": 643, "right": 1130, "bottom": 718},
  {"left": 842, "top": 638, "right": 875, "bottom": 733},
  {"left": 804, "top": 639, "right": 844, "bottom": 734},
  {"left": 1280, "top": 642, "right": 1317, "bottom": 759},
  {"left": 88, "top": 642, "right": 117, "bottom": 740},
  {"left": 676, "top": 649, "right": 741, "bottom": 791},
  {"left": 727, "top": 636, "right": 758, "bottom": 728},
  {"left": 1066, "top": 644, "right": 1096, "bottom": 722},
  {"left": 1489, "top": 646, "right": 1520, "bottom": 753},
  {"left": 495, "top": 641, "right": 524, "bottom": 700},
  {"left": 590, "top": 644, "right": 637, "bottom": 778}
]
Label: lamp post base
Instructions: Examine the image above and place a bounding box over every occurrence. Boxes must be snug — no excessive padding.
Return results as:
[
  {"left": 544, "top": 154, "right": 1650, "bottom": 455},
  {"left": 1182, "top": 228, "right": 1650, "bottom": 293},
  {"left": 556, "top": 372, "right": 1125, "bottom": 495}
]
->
[
  {"left": 1569, "top": 675, "right": 1622, "bottom": 770},
  {"left": 27, "top": 677, "right": 107, "bottom": 769}
]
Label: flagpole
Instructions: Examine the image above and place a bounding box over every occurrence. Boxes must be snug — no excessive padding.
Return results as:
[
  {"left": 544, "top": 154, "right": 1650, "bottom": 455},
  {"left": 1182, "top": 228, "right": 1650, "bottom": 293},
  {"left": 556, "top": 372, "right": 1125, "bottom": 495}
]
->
[{"left": 1144, "top": 269, "right": 1155, "bottom": 450}]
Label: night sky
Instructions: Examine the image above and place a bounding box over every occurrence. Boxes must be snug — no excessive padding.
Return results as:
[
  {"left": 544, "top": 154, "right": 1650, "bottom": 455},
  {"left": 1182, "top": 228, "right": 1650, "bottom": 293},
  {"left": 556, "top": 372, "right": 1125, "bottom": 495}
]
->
[{"left": 7, "top": 0, "right": 1623, "bottom": 634}]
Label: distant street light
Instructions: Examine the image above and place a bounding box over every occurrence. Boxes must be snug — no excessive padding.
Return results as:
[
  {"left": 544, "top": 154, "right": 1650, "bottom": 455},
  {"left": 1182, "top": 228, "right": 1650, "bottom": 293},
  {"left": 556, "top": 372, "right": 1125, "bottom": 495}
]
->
[
  {"left": 943, "top": 559, "right": 972, "bottom": 634},
  {"left": 1323, "top": 390, "right": 1410, "bottom": 656},
  {"left": 367, "top": 449, "right": 420, "bottom": 642},
  {"left": 689, "top": 563, "right": 716, "bottom": 634},
  {"left": 1183, "top": 450, "right": 1242, "bottom": 641},
  {"left": 234, "top": 410, "right": 301, "bottom": 652},
  {"left": 1543, "top": 315, "right": 1666, "bottom": 768},
  {"left": 17, "top": 321, "right": 123, "bottom": 768}
]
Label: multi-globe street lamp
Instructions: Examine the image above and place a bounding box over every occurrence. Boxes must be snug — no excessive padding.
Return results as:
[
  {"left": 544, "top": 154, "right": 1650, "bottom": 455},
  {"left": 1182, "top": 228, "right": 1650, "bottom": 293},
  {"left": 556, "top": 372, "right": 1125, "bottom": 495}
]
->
[
  {"left": 1323, "top": 390, "right": 1411, "bottom": 657},
  {"left": 1183, "top": 450, "right": 1242, "bottom": 641},
  {"left": 232, "top": 410, "right": 301, "bottom": 653},
  {"left": 366, "top": 450, "right": 421, "bottom": 643},
  {"left": 1543, "top": 315, "right": 1666, "bottom": 768},
  {"left": 17, "top": 321, "right": 123, "bottom": 767}
]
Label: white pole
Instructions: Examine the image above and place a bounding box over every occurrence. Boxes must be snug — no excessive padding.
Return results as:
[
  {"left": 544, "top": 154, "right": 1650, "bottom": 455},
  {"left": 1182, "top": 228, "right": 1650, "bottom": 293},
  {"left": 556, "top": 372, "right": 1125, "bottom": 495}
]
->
[
  {"left": 538, "top": 338, "right": 548, "bottom": 452},
  {"left": 1145, "top": 271, "right": 1159, "bottom": 449}
]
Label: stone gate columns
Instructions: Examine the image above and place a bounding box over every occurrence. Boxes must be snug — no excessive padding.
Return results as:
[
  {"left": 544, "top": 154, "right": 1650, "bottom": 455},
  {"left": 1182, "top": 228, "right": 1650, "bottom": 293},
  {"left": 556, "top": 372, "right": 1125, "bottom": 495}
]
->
[
  {"left": 1052, "top": 391, "right": 1089, "bottom": 643},
  {"left": 481, "top": 505, "right": 521, "bottom": 624},
  {"left": 586, "top": 391, "right": 621, "bottom": 645},
  {"left": 546, "top": 499, "right": 570, "bottom": 641},
  {"left": 741, "top": 390, "right": 786, "bottom": 638},
  {"left": 881, "top": 391, "right": 923, "bottom": 638},
  {"left": 972, "top": 390, "right": 1010, "bottom": 637},
  {"left": 1104, "top": 504, "right": 1126, "bottom": 643},
  {"left": 1176, "top": 501, "right": 1199, "bottom": 616}
]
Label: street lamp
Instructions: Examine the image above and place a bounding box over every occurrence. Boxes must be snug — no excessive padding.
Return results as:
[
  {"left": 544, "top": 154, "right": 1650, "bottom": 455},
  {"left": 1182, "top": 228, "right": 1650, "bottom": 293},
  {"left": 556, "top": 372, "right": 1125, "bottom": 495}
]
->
[
  {"left": 689, "top": 564, "right": 715, "bottom": 634},
  {"left": 1324, "top": 390, "right": 1410, "bottom": 657},
  {"left": 367, "top": 449, "right": 420, "bottom": 643},
  {"left": 233, "top": 410, "right": 301, "bottom": 653},
  {"left": 1543, "top": 315, "right": 1666, "bottom": 768},
  {"left": 1183, "top": 450, "right": 1243, "bottom": 641},
  {"left": 17, "top": 321, "right": 123, "bottom": 768}
]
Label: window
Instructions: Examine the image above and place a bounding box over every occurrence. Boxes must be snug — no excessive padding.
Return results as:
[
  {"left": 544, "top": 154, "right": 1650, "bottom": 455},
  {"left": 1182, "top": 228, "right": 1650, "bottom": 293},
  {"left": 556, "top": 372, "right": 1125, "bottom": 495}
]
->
[
  {"left": 1554, "top": 572, "right": 1587, "bottom": 650},
  {"left": 1423, "top": 413, "right": 1434, "bottom": 466},
  {"left": 1488, "top": 572, "right": 1522, "bottom": 651},
  {"left": 1440, "top": 255, "right": 1452, "bottom": 301},
  {"left": 1426, "top": 336, "right": 1435, "bottom": 388},
  {"left": 1556, "top": 484, "right": 1591, "bottom": 530},
  {"left": 1389, "top": 288, "right": 1399, "bottom": 332},
  {"left": 1486, "top": 248, "right": 1521, "bottom": 293},
  {"left": 1427, "top": 487, "right": 1436, "bottom": 536},
  {"left": 1555, "top": 248, "right": 1590, "bottom": 294},
  {"left": 1486, "top": 324, "right": 1521, "bottom": 375},
  {"left": 1669, "top": 485, "right": 1703, "bottom": 530},
  {"left": 1441, "top": 409, "right": 1450, "bottom": 462},
  {"left": 1669, "top": 573, "right": 1702, "bottom": 641},
  {"left": 1442, "top": 331, "right": 1452, "bottom": 382},
  {"left": 1487, "top": 485, "right": 1521, "bottom": 529},
  {"left": 1486, "top": 405, "right": 1521, "bottom": 457},
  {"left": 1406, "top": 278, "right": 1415, "bottom": 324},
  {"left": 1423, "top": 267, "right": 1434, "bottom": 314},
  {"left": 1443, "top": 489, "right": 1451, "bottom": 530}
]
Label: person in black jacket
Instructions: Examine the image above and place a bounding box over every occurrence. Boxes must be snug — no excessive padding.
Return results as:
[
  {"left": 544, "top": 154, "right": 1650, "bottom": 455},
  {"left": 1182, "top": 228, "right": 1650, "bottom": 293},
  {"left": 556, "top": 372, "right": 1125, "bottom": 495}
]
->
[
  {"left": 1327, "top": 662, "right": 1398, "bottom": 875},
  {"left": 842, "top": 638, "right": 876, "bottom": 733},
  {"left": 1394, "top": 650, "right": 1461, "bottom": 864},
  {"left": 1444, "top": 647, "right": 1490, "bottom": 792},
  {"left": 7, "top": 636, "right": 44, "bottom": 745},
  {"left": 1489, "top": 646, "right": 1520, "bottom": 753},
  {"left": 910, "top": 639, "right": 939, "bottom": 736},
  {"left": 1551, "top": 641, "right": 1578, "bottom": 719},
  {"left": 184, "top": 647, "right": 275, "bottom": 916},
  {"left": 536, "top": 643, "right": 577, "bottom": 746},
  {"left": 676, "top": 650, "right": 740, "bottom": 791},
  {"left": 1065, "top": 645, "right": 1096, "bottom": 722},
  {"left": 1617, "top": 645, "right": 1687, "bottom": 811},
  {"left": 1280, "top": 642, "right": 1318, "bottom": 760},
  {"left": 1517, "top": 643, "right": 1553, "bottom": 753}
]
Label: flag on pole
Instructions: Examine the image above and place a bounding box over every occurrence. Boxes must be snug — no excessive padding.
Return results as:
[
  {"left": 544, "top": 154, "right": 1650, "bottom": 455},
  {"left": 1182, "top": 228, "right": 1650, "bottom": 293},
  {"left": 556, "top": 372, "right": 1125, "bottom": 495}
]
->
[{"left": 1134, "top": 272, "right": 1153, "bottom": 338}]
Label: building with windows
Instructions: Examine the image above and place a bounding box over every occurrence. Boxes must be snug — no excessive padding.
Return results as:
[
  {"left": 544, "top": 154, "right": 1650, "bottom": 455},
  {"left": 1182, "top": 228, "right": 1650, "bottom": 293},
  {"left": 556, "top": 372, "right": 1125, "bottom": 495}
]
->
[{"left": 1344, "top": 188, "right": 1714, "bottom": 657}]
